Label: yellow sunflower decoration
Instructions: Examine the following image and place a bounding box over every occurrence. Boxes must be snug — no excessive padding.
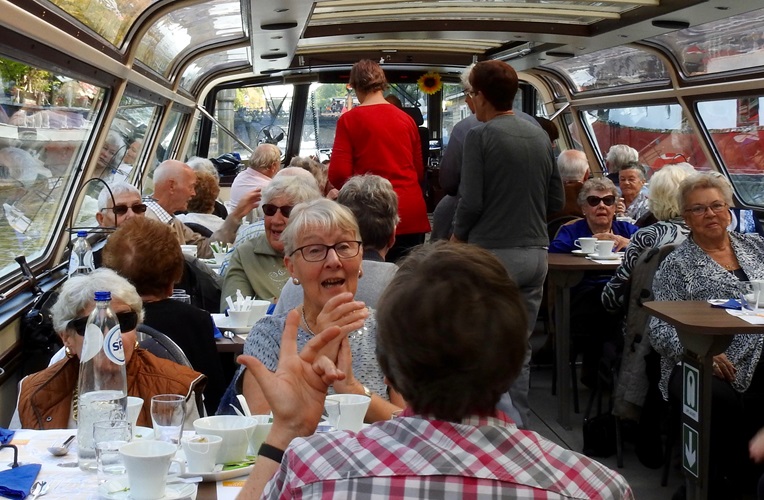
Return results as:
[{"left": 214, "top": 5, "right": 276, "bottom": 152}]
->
[{"left": 417, "top": 71, "right": 442, "bottom": 95}]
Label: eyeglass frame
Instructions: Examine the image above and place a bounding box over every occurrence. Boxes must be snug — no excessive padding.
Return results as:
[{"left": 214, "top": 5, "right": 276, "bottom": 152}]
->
[
  {"left": 585, "top": 195, "right": 616, "bottom": 207},
  {"left": 101, "top": 203, "right": 148, "bottom": 216},
  {"left": 684, "top": 202, "right": 729, "bottom": 217},
  {"left": 262, "top": 204, "right": 294, "bottom": 217},
  {"left": 289, "top": 240, "right": 363, "bottom": 262},
  {"left": 67, "top": 310, "right": 139, "bottom": 336},
  {"left": 463, "top": 90, "right": 477, "bottom": 98}
]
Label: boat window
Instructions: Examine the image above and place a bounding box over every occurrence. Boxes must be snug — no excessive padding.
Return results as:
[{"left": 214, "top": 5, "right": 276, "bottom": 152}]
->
[
  {"left": 697, "top": 96, "right": 764, "bottom": 206},
  {"left": 135, "top": 0, "right": 244, "bottom": 78},
  {"left": 580, "top": 103, "right": 707, "bottom": 177},
  {"left": 442, "top": 83, "right": 469, "bottom": 151},
  {"left": 209, "top": 85, "right": 294, "bottom": 161},
  {"left": 300, "top": 83, "right": 348, "bottom": 162},
  {"left": 73, "top": 95, "right": 159, "bottom": 229},
  {"left": 48, "top": 0, "right": 158, "bottom": 48},
  {"left": 542, "top": 46, "right": 669, "bottom": 93},
  {"left": 143, "top": 107, "right": 184, "bottom": 194},
  {"left": 648, "top": 8, "right": 764, "bottom": 77},
  {"left": 180, "top": 48, "right": 250, "bottom": 94},
  {"left": 0, "top": 56, "right": 106, "bottom": 280}
]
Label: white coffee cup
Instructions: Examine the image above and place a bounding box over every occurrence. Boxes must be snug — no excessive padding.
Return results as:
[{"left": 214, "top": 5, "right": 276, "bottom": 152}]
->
[
  {"left": 325, "top": 394, "right": 371, "bottom": 432},
  {"left": 750, "top": 280, "right": 764, "bottom": 308},
  {"left": 594, "top": 240, "right": 616, "bottom": 258},
  {"left": 181, "top": 434, "right": 223, "bottom": 473},
  {"left": 126, "top": 396, "right": 144, "bottom": 429},
  {"left": 574, "top": 237, "right": 597, "bottom": 253},
  {"left": 245, "top": 415, "right": 272, "bottom": 455},
  {"left": 119, "top": 440, "right": 185, "bottom": 500},
  {"left": 193, "top": 415, "right": 257, "bottom": 464},
  {"left": 227, "top": 310, "right": 249, "bottom": 328},
  {"left": 247, "top": 300, "right": 271, "bottom": 326},
  {"left": 180, "top": 244, "right": 198, "bottom": 257}
]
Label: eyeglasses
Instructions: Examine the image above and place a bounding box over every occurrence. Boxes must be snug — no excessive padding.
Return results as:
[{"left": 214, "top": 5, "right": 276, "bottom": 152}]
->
[
  {"left": 67, "top": 310, "right": 139, "bottom": 336},
  {"left": 685, "top": 202, "right": 728, "bottom": 217},
  {"left": 586, "top": 195, "right": 616, "bottom": 207},
  {"left": 463, "top": 90, "right": 477, "bottom": 98},
  {"left": 104, "top": 203, "right": 147, "bottom": 216},
  {"left": 262, "top": 204, "right": 294, "bottom": 217},
  {"left": 290, "top": 241, "right": 362, "bottom": 262}
]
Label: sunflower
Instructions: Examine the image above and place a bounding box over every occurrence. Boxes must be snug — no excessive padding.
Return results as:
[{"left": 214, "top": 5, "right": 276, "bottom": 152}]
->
[{"left": 417, "top": 71, "right": 442, "bottom": 95}]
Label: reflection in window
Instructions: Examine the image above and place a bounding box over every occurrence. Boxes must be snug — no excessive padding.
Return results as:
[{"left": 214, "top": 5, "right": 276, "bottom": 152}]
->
[
  {"left": 698, "top": 96, "right": 764, "bottom": 206},
  {"left": 210, "top": 85, "right": 293, "bottom": 161},
  {"left": 441, "top": 83, "right": 469, "bottom": 150},
  {"left": 0, "top": 55, "right": 105, "bottom": 278},
  {"left": 135, "top": 0, "right": 244, "bottom": 77},
  {"left": 74, "top": 95, "right": 158, "bottom": 228},
  {"left": 49, "top": 0, "right": 157, "bottom": 48},
  {"left": 581, "top": 103, "right": 707, "bottom": 177},
  {"left": 143, "top": 108, "right": 183, "bottom": 194},
  {"left": 300, "top": 83, "right": 348, "bottom": 162},
  {"left": 543, "top": 46, "right": 669, "bottom": 93},
  {"left": 180, "top": 48, "right": 249, "bottom": 93},
  {"left": 649, "top": 9, "right": 764, "bottom": 77}
]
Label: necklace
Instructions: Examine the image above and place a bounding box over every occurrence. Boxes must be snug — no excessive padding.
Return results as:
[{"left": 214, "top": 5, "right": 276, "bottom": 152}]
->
[
  {"left": 72, "top": 387, "right": 78, "bottom": 422},
  {"left": 301, "top": 306, "right": 317, "bottom": 336}
]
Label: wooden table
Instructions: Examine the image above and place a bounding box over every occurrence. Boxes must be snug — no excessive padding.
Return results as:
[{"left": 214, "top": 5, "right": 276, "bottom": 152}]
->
[
  {"left": 643, "top": 300, "right": 764, "bottom": 500},
  {"left": 215, "top": 335, "right": 245, "bottom": 354},
  {"left": 547, "top": 253, "right": 620, "bottom": 430}
]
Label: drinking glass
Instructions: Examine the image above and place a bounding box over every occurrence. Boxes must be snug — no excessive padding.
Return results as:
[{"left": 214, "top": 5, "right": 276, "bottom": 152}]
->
[
  {"left": 150, "top": 394, "right": 186, "bottom": 446},
  {"left": 93, "top": 420, "right": 132, "bottom": 483},
  {"left": 170, "top": 289, "right": 191, "bottom": 304}
]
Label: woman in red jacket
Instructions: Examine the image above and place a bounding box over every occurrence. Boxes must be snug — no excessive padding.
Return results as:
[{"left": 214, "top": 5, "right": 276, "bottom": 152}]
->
[{"left": 329, "top": 59, "right": 430, "bottom": 262}]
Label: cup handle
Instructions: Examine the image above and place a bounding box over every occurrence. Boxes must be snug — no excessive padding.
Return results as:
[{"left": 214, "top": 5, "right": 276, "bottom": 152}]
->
[
  {"left": 167, "top": 458, "right": 186, "bottom": 478},
  {"left": 574, "top": 240, "right": 581, "bottom": 248}
]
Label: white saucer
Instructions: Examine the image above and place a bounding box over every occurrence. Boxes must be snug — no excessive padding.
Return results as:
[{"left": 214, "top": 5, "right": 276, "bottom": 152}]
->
[
  {"left": 589, "top": 253, "right": 621, "bottom": 261},
  {"left": 571, "top": 249, "right": 592, "bottom": 256},
  {"left": 99, "top": 478, "right": 196, "bottom": 499},
  {"left": 211, "top": 313, "right": 253, "bottom": 335},
  {"left": 179, "top": 463, "right": 255, "bottom": 482}
]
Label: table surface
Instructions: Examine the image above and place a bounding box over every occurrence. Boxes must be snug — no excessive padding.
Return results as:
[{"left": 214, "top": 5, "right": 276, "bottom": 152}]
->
[
  {"left": 547, "top": 251, "right": 622, "bottom": 270},
  {"left": 1, "top": 429, "right": 243, "bottom": 500},
  {"left": 215, "top": 335, "right": 245, "bottom": 354},
  {"left": 643, "top": 301, "right": 764, "bottom": 336}
]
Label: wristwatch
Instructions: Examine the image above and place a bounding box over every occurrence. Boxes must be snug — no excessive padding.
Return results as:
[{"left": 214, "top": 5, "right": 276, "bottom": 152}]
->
[{"left": 362, "top": 385, "right": 372, "bottom": 398}]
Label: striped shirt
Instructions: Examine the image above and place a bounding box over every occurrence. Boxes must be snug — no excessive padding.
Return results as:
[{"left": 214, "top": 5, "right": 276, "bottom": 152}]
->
[{"left": 263, "top": 412, "right": 633, "bottom": 499}]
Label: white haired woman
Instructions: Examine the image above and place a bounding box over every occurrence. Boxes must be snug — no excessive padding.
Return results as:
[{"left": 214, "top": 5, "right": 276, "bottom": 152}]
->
[
  {"left": 217, "top": 198, "right": 403, "bottom": 421},
  {"left": 11, "top": 268, "right": 205, "bottom": 429}
]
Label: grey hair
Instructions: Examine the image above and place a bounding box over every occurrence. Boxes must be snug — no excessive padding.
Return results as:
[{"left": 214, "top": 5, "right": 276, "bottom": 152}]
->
[
  {"left": 105, "top": 130, "right": 126, "bottom": 149},
  {"left": 619, "top": 161, "right": 647, "bottom": 181},
  {"left": 557, "top": 150, "right": 589, "bottom": 182},
  {"left": 273, "top": 166, "right": 320, "bottom": 192},
  {"left": 281, "top": 198, "right": 361, "bottom": 256},
  {"left": 460, "top": 63, "right": 475, "bottom": 91},
  {"left": 51, "top": 267, "right": 144, "bottom": 336},
  {"left": 289, "top": 156, "right": 328, "bottom": 191},
  {"left": 187, "top": 156, "right": 218, "bottom": 179},
  {"left": 338, "top": 174, "right": 399, "bottom": 251},
  {"left": 648, "top": 163, "right": 696, "bottom": 220},
  {"left": 679, "top": 172, "right": 734, "bottom": 211},
  {"left": 249, "top": 144, "right": 281, "bottom": 172},
  {"left": 577, "top": 177, "right": 619, "bottom": 206},
  {"left": 261, "top": 174, "right": 321, "bottom": 206},
  {"left": 97, "top": 182, "right": 141, "bottom": 211},
  {"left": 605, "top": 144, "right": 639, "bottom": 172}
]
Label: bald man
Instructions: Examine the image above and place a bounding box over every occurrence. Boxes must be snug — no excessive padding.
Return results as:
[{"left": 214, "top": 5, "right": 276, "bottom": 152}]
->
[{"left": 146, "top": 160, "right": 261, "bottom": 258}]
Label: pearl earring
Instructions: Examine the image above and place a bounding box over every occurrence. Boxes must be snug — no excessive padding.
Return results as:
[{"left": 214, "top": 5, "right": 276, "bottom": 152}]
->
[{"left": 292, "top": 277, "right": 300, "bottom": 285}]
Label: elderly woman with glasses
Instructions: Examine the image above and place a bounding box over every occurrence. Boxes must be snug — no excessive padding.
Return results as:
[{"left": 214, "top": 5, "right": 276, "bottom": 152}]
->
[
  {"left": 649, "top": 172, "right": 764, "bottom": 497},
  {"left": 221, "top": 175, "right": 321, "bottom": 309},
  {"left": 10, "top": 268, "right": 206, "bottom": 429},
  {"left": 549, "top": 177, "right": 638, "bottom": 388},
  {"left": 217, "top": 198, "right": 403, "bottom": 420}
]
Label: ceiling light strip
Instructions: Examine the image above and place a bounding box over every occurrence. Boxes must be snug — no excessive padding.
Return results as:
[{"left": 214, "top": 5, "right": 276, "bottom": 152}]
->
[{"left": 310, "top": 7, "right": 622, "bottom": 21}]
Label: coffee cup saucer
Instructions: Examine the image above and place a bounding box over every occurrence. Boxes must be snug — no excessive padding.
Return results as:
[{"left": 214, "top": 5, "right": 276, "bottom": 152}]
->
[
  {"left": 571, "top": 249, "right": 592, "bottom": 256},
  {"left": 99, "top": 478, "right": 196, "bottom": 499},
  {"left": 589, "top": 253, "right": 621, "bottom": 261}
]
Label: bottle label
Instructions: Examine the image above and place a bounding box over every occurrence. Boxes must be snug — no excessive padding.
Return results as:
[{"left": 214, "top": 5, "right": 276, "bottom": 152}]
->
[
  {"left": 80, "top": 324, "right": 103, "bottom": 363},
  {"left": 82, "top": 250, "right": 94, "bottom": 272},
  {"left": 103, "top": 325, "right": 126, "bottom": 365}
]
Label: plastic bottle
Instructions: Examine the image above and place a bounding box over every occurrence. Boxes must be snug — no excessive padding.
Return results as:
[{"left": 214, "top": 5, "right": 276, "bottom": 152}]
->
[
  {"left": 77, "top": 290, "right": 128, "bottom": 472},
  {"left": 68, "top": 231, "right": 95, "bottom": 277}
]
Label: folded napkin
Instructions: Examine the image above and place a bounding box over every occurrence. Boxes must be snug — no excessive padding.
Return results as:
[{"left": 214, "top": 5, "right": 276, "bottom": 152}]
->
[
  {"left": 710, "top": 299, "right": 742, "bottom": 310},
  {"left": 0, "top": 428, "right": 13, "bottom": 445},
  {"left": 0, "top": 463, "right": 41, "bottom": 499},
  {"left": 213, "top": 324, "right": 223, "bottom": 339}
]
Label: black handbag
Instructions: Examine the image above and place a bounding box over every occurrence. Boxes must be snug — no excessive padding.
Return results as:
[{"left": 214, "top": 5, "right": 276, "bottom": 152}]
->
[
  {"left": 582, "top": 412, "right": 617, "bottom": 458},
  {"left": 21, "top": 289, "right": 62, "bottom": 375}
]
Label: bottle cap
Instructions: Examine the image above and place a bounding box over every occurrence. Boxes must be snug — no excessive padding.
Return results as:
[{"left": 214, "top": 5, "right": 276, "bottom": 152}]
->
[
  {"left": 77, "top": 230, "right": 87, "bottom": 238},
  {"left": 94, "top": 291, "right": 111, "bottom": 301}
]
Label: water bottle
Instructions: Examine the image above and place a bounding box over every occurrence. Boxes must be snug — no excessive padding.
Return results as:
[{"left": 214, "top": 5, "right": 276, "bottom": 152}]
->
[
  {"left": 68, "top": 231, "right": 94, "bottom": 276},
  {"left": 77, "top": 290, "right": 128, "bottom": 472}
]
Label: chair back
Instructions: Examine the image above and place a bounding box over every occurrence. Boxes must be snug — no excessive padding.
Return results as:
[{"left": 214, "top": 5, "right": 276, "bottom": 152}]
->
[
  {"left": 547, "top": 215, "right": 580, "bottom": 241},
  {"left": 136, "top": 324, "right": 206, "bottom": 417},
  {"left": 613, "top": 244, "right": 677, "bottom": 421}
]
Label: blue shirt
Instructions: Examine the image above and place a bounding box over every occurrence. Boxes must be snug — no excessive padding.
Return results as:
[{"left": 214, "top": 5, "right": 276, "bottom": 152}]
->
[{"left": 549, "top": 219, "right": 638, "bottom": 254}]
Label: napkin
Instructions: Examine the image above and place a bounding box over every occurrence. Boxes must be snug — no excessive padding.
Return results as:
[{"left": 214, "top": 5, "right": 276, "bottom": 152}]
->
[
  {"left": 710, "top": 299, "right": 741, "bottom": 310},
  {"left": 0, "top": 428, "right": 13, "bottom": 445},
  {"left": 213, "top": 324, "right": 223, "bottom": 339},
  {"left": 0, "top": 463, "right": 41, "bottom": 499}
]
